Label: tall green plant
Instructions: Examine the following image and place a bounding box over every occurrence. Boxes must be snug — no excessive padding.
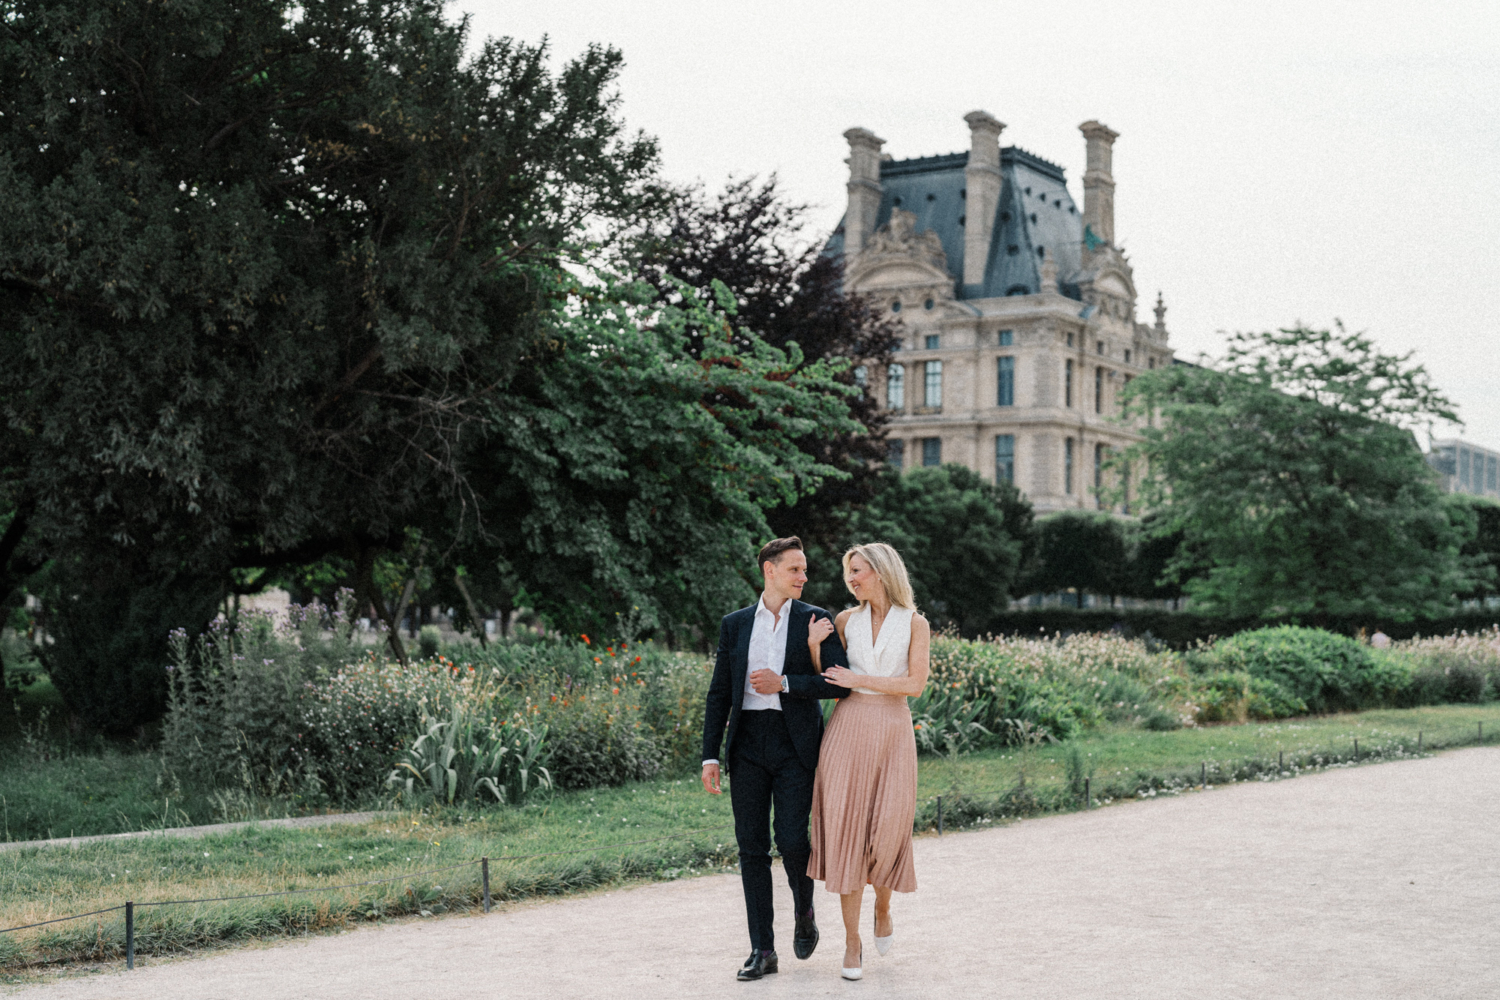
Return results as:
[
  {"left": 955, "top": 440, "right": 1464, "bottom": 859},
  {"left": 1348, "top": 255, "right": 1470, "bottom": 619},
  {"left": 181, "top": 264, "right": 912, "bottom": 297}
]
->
[{"left": 388, "top": 701, "right": 551, "bottom": 806}]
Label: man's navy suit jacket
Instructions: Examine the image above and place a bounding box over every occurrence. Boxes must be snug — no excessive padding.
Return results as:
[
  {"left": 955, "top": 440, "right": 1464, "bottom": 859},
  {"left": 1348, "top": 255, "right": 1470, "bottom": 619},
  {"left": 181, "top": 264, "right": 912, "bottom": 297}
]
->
[{"left": 701, "top": 599, "right": 852, "bottom": 774}]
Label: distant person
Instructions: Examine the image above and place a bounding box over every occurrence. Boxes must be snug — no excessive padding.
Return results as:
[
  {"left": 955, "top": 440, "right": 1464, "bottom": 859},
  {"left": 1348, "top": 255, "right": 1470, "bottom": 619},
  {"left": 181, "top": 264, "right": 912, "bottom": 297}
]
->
[
  {"left": 806, "top": 542, "right": 930, "bottom": 981},
  {"left": 701, "top": 537, "right": 851, "bottom": 981}
]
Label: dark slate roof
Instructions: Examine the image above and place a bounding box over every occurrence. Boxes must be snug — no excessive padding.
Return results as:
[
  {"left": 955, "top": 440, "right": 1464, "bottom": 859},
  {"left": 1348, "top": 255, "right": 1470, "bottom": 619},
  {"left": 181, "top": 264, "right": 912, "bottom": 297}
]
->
[{"left": 825, "top": 146, "right": 1085, "bottom": 301}]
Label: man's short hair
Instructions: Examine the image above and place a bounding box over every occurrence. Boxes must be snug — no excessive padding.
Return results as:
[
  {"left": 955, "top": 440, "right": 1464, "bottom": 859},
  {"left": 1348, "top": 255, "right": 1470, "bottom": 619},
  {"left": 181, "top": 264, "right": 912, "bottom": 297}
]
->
[{"left": 758, "top": 536, "right": 803, "bottom": 570}]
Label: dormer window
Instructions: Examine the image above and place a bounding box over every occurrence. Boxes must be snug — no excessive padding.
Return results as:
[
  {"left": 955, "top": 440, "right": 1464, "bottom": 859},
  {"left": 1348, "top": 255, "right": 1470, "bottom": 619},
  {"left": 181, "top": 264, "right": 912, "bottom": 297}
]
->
[
  {"left": 925, "top": 334, "right": 940, "bottom": 349},
  {"left": 891, "top": 301, "right": 902, "bottom": 313},
  {"left": 924, "top": 298, "right": 935, "bottom": 311}
]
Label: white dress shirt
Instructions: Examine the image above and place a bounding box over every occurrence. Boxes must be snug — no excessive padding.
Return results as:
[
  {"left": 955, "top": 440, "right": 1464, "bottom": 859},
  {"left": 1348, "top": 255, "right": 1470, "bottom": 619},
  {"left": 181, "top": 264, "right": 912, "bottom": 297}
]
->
[
  {"left": 703, "top": 595, "right": 792, "bottom": 767},
  {"left": 742, "top": 595, "right": 791, "bottom": 712}
]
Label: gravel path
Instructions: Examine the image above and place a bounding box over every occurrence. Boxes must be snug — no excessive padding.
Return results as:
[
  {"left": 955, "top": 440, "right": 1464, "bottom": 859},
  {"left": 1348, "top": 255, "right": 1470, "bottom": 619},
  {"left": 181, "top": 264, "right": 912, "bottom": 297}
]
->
[
  {"left": 0, "top": 813, "right": 389, "bottom": 854},
  {"left": 11, "top": 749, "right": 1499, "bottom": 999}
]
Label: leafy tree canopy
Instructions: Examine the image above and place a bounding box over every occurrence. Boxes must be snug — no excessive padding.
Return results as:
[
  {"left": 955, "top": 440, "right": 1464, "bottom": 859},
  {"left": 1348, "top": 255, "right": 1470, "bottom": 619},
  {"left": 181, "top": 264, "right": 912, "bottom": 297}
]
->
[
  {"left": 849, "top": 464, "right": 1025, "bottom": 633},
  {"left": 633, "top": 177, "right": 899, "bottom": 550},
  {"left": 0, "top": 0, "right": 861, "bottom": 725},
  {"left": 1025, "top": 511, "right": 1129, "bottom": 605},
  {"left": 1120, "top": 325, "right": 1481, "bottom": 620}
]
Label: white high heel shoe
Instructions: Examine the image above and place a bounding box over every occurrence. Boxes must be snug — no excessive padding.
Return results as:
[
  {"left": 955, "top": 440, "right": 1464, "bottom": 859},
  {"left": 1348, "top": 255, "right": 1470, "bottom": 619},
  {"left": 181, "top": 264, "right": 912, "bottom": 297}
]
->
[
  {"left": 842, "top": 945, "right": 863, "bottom": 981},
  {"left": 874, "top": 914, "right": 893, "bottom": 956}
]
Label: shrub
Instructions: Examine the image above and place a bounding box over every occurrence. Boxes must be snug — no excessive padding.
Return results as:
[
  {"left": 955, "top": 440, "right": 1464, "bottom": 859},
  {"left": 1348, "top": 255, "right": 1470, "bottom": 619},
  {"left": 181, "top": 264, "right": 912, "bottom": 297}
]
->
[
  {"left": 925, "top": 632, "right": 1182, "bottom": 744},
  {"left": 387, "top": 700, "right": 551, "bottom": 806},
  {"left": 1388, "top": 629, "right": 1500, "bottom": 705},
  {"left": 1201, "top": 626, "right": 1403, "bottom": 714},
  {"left": 1190, "top": 672, "right": 1306, "bottom": 724}
]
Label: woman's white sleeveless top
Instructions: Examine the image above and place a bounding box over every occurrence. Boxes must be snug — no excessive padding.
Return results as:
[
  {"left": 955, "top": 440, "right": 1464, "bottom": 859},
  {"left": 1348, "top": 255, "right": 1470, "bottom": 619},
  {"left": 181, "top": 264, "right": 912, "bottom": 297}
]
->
[{"left": 845, "top": 604, "right": 914, "bottom": 695}]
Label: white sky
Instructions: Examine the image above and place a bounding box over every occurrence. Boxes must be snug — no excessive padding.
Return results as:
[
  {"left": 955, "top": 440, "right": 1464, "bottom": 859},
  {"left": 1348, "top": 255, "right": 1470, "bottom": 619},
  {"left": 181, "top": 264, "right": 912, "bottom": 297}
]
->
[{"left": 460, "top": 0, "right": 1500, "bottom": 450}]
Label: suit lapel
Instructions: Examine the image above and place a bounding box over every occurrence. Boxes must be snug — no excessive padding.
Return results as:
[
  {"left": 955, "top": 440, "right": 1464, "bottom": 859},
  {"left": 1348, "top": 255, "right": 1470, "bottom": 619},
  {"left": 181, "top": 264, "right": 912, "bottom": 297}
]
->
[
  {"left": 785, "top": 601, "right": 808, "bottom": 674},
  {"left": 733, "top": 605, "right": 754, "bottom": 702}
]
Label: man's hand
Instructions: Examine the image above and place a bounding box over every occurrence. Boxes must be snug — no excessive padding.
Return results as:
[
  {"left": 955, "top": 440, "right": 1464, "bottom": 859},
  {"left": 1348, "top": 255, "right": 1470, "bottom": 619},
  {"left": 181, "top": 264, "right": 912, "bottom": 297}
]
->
[
  {"left": 701, "top": 762, "right": 722, "bottom": 795},
  {"left": 749, "top": 668, "right": 783, "bottom": 694}
]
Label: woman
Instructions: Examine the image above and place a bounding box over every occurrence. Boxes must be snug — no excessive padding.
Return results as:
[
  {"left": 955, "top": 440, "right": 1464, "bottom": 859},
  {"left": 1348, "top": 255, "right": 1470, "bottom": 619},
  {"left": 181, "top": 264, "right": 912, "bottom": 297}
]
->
[{"left": 805, "top": 542, "right": 930, "bottom": 981}]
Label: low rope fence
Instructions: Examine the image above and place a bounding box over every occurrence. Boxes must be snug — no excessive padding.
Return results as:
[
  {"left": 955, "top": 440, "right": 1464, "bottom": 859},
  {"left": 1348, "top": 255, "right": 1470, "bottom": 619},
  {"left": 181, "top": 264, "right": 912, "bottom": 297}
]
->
[{"left": 1, "top": 823, "right": 735, "bottom": 969}]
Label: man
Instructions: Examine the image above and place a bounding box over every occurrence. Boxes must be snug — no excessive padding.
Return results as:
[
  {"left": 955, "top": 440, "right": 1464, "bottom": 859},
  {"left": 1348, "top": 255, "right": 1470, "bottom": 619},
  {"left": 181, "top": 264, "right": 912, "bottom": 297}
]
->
[{"left": 702, "top": 536, "right": 852, "bottom": 981}]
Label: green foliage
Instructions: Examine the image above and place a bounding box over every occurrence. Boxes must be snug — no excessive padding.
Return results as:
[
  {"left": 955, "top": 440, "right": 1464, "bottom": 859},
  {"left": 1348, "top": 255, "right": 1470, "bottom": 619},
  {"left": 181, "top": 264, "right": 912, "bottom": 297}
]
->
[
  {"left": 1026, "top": 511, "right": 1130, "bottom": 603},
  {"left": 1191, "top": 672, "right": 1307, "bottom": 723},
  {"left": 925, "top": 632, "right": 1182, "bottom": 744},
  {"left": 1121, "top": 325, "right": 1479, "bottom": 618},
  {"left": 910, "top": 683, "right": 992, "bottom": 757},
  {"left": 418, "top": 626, "right": 442, "bottom": 661},
  {"left": 1197, "top": 626, "right": 1409, "bottom": 714},
  {"left": 850, "top": 465, "right": 1026, "bottom": 631},
  {"left": 388, "top": 700, "right": 551, "bottom": 806},
  {"left": 40, "top": 569, "right": 223, "bottom": 734}
]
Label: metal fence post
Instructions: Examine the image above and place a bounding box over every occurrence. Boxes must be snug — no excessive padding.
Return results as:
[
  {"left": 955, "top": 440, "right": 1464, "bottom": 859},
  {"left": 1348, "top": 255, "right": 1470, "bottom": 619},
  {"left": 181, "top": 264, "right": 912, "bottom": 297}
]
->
[
  {"left": 1200, "top": 762, "right": 1206, "bottom": 790},
  {"left": 937, "top": 796, "right": 944, "bottom": 837},
  {"left": 1418, "top": 730, "right": 1423, "bottom": 752},
  {"left": 1279, "top": 750, "right": 1284, "bottom": 772},
  {"left": 1084, "top": 776, "right": 1091, "bottom": 810},
  {"left": 482, "top": 857, "right": 492, "bottom": 914},
  {"left": 1480, "top": 722, "right": 1484, "bottom": 744},
  {"left": 125, "top": 901, "right": 134, "bottom": 970},
  {"left": 1353, "top": 738, "right": 1359, "bottom": 761}
]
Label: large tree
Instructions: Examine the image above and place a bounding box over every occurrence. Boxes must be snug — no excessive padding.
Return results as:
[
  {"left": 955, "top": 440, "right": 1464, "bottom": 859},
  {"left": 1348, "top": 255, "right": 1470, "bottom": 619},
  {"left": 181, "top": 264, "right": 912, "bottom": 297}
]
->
[
  {"left": 1120, "top": 325, "right": 1481, "bottom": 619},
  {"left": 633, "top": 177, "right": 900, "bottom": 550},
  {"left": 849, "top": 464, "right": 1025, "bottom": 633},
  {"left": 0, "top": 1, "right": 857, "bottom": 726}
]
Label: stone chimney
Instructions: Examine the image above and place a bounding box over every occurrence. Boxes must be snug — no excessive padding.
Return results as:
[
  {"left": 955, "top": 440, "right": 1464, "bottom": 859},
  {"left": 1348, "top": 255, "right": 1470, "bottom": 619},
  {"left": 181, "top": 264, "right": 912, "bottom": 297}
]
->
[
  {"left": 843, "top": 127, "right": 885, "bottom": 256},
  {"left": 962, "top": 111, "right": 1005, "bottom": 289},
  {"left": 1039, "top": 248, "right": 1059, "bottom": 294},
  {"left": 1079, "top": 120, "right": 1119, "bottom": 247}
]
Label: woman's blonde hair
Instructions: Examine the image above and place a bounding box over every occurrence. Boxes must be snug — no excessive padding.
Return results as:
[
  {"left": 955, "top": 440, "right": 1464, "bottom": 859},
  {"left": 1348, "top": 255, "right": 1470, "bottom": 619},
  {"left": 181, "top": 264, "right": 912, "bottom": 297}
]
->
[{"left": 842, "top": 542, "right": 917, "bottom": 610}]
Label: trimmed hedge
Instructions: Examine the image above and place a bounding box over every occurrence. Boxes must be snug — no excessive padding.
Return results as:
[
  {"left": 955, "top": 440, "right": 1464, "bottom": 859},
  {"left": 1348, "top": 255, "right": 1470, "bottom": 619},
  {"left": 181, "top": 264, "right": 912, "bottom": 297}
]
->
[{"left": 977, "top": 607, "right": 1500, "bottom": 649}]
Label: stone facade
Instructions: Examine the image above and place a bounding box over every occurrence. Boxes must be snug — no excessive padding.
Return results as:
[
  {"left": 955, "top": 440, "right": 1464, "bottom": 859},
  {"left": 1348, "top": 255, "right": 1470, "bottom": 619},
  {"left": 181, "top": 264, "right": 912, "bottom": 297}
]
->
[{"left": 827, "top": 112, "right": 1175, "bottom": 514}]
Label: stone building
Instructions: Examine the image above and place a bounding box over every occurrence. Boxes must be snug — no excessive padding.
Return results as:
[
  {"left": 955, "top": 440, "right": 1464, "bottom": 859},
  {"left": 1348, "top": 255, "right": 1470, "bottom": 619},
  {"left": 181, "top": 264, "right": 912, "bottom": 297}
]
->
[
  {"left": 826, "top": 111, "right": 1175, "bottom": 513},
  {"left": 1427, "top": 438, "right": 1500, "bottom": 499}
]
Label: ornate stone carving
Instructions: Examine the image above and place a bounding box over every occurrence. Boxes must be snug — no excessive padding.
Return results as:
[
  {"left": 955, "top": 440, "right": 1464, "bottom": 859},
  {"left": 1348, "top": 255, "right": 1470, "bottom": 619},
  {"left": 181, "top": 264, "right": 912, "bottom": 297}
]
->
[{"left": 859, "top": 209, "right": 949, "bottom": 274}]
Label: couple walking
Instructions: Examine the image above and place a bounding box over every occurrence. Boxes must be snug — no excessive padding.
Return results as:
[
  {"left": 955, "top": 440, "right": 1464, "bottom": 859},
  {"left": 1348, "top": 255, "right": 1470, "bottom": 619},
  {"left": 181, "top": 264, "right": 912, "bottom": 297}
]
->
[{"left": 701, "top": 536, "right": 931, "bottom": 982}]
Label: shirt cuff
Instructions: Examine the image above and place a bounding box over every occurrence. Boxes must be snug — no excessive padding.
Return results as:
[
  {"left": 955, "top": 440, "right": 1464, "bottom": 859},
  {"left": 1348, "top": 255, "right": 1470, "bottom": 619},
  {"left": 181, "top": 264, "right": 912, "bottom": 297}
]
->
[{"left": 702, "top": 759, "right": 719, "bottom": 767}]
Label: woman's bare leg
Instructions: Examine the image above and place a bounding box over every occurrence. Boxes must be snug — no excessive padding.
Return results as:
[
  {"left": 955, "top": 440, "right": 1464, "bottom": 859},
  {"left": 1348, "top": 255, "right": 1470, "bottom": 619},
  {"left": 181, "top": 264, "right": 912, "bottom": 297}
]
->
[
  {"left": 840, "top": 888, "right": 863, "bottom": 968},
  {"left": 873, "top": 885, "right": 893, "bottom": 939}
]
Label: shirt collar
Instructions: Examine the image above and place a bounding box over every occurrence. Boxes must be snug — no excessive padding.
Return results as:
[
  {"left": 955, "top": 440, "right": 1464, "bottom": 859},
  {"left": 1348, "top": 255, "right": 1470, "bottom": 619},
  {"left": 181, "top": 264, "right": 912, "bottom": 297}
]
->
[{"left": 757, "top": 595, "right": 791, "bottom": 629}]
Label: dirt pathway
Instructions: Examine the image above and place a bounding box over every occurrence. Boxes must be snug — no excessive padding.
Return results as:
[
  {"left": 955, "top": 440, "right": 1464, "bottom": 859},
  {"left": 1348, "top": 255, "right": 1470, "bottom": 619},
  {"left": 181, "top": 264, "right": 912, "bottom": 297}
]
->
[{"left": 10, "top": 749, "right": 1499, "bottom": 999}]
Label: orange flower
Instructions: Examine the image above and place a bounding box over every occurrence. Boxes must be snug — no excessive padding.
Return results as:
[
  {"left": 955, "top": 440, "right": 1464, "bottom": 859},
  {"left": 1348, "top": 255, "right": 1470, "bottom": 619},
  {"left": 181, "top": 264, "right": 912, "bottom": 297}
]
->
[
  {"left": 612, "top": 687, "right": 620, "bottom": 695},
  {"left": 581, "top": 633, "right": 591, "bottom": 645},
  {"left": 633, "top": 656, "right": 641, "bottom": 664}
]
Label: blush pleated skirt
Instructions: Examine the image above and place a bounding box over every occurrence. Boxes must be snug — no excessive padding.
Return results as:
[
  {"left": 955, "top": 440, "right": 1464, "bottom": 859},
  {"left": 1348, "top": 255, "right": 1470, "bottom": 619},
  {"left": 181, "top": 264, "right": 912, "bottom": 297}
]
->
[{"left": 807, "top": 692, "right": 918, "bottom": 894}]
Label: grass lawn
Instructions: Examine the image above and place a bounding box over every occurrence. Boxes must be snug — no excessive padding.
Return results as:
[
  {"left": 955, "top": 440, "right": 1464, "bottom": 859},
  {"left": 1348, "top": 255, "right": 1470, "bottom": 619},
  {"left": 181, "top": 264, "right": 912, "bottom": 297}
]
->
[
  {"left": 2, "top": 676, "right": 219, "bottom": 843},
  {"left": 3, "top": 703, "right": 1498, "bottom": 976}
]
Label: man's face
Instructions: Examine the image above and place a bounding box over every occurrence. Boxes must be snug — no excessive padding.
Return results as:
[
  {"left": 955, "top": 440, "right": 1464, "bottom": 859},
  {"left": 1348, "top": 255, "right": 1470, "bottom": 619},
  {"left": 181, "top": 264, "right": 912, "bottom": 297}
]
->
[{"left": 763, "top": 549, "right": 808, "bottom": 601}]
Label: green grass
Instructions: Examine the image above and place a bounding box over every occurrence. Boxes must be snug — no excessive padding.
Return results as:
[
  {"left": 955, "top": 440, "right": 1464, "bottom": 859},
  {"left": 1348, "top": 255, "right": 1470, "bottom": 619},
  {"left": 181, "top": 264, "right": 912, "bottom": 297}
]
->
[
  {"left": 2, "top": 677, "right": 222, "bottom": 842},
  {"left": 3, "top": 703, "right": 1498, "bottom": 976}
]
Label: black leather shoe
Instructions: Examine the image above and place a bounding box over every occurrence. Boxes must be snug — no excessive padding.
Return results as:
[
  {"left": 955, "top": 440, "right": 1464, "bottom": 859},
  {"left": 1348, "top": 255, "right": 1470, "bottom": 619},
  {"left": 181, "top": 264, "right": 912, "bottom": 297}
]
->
[
  {"left": 793, "top": 914, "right": 819, "bottom": 960},
  {"left": 737, "top": 950, "right": 779, "bottom": 981}
]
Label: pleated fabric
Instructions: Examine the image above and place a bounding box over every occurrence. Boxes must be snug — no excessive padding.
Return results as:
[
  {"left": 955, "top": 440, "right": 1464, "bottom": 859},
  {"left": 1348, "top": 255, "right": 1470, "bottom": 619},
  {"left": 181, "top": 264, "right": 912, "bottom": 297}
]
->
[{"left": 807, "top": 691, "right": 918, "bottom": 894}]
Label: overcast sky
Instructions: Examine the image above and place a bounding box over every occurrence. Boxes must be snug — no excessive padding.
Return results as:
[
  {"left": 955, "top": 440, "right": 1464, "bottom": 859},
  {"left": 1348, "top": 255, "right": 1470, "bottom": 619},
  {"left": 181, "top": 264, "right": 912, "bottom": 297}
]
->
[{"left": 461, "top": 0, "right": 1500, "bottom": 450}]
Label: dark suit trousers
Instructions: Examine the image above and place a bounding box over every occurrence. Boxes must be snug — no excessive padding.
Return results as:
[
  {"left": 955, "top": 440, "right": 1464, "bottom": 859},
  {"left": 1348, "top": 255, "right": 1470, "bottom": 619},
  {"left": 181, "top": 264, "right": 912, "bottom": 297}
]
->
[{"left": 730, "top": 709, "right": 816, "bottom": 953}]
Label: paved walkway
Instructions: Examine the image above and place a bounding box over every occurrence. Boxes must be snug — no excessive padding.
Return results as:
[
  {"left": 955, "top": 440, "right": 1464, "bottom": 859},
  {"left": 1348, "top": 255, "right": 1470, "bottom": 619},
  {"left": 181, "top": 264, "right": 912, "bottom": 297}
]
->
[
  {"left": 11, "top": 749, "right": 1499, "bottom": 999},
  {"left": 0, "top": 813, "right": 388, "bottom": 854}
]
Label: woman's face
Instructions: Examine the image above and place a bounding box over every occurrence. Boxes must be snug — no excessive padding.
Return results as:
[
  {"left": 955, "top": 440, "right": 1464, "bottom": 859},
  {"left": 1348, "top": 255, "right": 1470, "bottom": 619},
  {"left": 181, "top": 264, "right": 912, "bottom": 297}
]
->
[{"left": 846, "top": 554, "right": 887, "bottom": 604}]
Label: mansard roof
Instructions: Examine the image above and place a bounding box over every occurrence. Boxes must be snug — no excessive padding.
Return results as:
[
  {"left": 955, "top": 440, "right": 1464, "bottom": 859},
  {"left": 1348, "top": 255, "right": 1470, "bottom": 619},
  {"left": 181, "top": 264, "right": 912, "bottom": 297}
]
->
[{"left": 827, "top": 146, "right": 1085, "bottom": 301}]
